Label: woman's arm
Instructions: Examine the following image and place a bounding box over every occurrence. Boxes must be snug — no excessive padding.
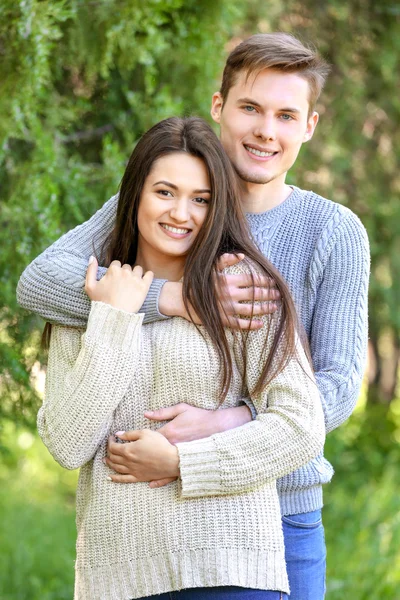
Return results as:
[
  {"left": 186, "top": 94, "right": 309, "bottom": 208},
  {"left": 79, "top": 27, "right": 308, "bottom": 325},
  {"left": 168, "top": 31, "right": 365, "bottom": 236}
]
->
[
  {"left": 176, "top": 321, "right": 325, "bottom": 497},
  {"left": 38, "top": 261, "right": 152, "bottom": 469},
  {"left": 38, "top": 303, "right": 143, "bottom": 469}
]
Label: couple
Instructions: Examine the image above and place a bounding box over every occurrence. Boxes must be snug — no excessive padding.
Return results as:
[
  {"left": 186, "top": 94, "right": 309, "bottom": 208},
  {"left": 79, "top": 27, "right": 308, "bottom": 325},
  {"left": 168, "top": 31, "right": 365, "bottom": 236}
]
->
[{"left": 18, "top": 33, "right": 370, "bottom": 600}]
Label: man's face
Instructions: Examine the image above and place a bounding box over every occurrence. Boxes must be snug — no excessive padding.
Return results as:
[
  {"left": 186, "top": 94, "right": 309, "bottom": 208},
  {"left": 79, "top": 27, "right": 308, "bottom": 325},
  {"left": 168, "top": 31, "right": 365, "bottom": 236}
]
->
[{"left": 211, "top": 69, "right": 319, "bottom": 186}]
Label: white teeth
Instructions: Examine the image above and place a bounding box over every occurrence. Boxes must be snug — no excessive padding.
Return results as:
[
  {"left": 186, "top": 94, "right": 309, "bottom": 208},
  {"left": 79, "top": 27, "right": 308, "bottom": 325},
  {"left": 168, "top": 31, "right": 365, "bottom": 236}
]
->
[
  {"left": 161, "top": 224, "right": 190, "bottom": 234},
  {"left": 245, "top": 146, "right": 275, "bottom": 157}
]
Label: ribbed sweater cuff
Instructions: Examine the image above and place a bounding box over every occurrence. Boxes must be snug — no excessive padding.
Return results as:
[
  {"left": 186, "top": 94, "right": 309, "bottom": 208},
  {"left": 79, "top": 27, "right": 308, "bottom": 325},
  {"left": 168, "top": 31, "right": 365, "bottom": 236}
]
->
[
  {"left": 177, "top": 437, "right": 223, "bottom": 497},
  {"left": 141, "top": 279, "right": 169, "bottom": 324},
  {"left": 85, "top": 301, "right": 144, "bottom": 351}
]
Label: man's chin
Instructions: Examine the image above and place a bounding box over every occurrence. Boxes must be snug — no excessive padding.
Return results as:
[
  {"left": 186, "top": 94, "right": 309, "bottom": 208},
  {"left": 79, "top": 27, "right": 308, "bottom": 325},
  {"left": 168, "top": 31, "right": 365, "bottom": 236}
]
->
[{"left": 234, "top": 166, "right": 275, "bottom": 185}]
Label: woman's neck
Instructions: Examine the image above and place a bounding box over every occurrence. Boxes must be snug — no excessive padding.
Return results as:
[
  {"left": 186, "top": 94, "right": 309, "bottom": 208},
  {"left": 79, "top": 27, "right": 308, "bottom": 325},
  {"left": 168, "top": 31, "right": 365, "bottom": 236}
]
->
[{"left": 135, "top": 245, "right": 185, "bottom": 282}]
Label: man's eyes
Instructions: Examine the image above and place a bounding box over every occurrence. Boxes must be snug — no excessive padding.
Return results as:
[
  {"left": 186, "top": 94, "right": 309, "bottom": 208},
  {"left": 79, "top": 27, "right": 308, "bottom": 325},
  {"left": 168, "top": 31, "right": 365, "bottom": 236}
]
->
[
  {"left": 243, "top": 105, "right": 256, "bottom": 112},
  {"left": 280, "top": 114, "right": 294, "bottom": 121}
]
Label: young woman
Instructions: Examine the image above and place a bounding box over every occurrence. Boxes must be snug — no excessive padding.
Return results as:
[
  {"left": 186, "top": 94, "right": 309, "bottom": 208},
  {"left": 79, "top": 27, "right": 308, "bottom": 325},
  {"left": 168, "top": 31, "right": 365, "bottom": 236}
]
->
[{"left": 37, "top": 116, "right": 324, "bottom": 600}]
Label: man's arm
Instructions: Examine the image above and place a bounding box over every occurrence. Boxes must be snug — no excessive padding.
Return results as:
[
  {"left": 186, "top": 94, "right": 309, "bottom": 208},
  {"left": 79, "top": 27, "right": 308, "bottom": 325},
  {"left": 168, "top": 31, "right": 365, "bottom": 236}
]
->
[
  {"left": 17, "top": 195, "right": 167, "bottom": 326},
  {"left": 310, "top": 209, "right": 370, "bottom": 434}
]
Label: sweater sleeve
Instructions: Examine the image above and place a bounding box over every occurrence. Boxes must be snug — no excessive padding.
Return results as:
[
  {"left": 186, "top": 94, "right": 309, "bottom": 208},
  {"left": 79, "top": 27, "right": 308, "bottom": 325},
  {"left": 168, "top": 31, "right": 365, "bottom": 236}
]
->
[
  {"left": 16, "top": 194, "right": 168, "bottom": 326},
  {"left": 37, "top": 302, "right": 143, "bottom": 470},
  {"left": 176, "top": 284, "right": 325, "bottom": 498},
  {"left": 309, "top": 210, "right": 370, "bottom": 434}
]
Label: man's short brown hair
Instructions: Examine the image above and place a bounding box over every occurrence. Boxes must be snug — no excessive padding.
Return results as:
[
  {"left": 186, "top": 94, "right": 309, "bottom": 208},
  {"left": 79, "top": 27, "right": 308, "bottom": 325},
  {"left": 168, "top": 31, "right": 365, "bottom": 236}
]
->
[{"left": 220, "top": 33, "right": 331, "bottom": 113}]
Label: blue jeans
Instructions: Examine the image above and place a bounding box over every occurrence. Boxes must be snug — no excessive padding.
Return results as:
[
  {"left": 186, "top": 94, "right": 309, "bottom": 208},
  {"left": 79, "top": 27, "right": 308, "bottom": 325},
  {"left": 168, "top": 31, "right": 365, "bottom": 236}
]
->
[
  {"left": 141, "top": 588, "right": 287, "bottom": 599},
  {"left": 282, "top": 509, "right": 326, "bottom": 600}
]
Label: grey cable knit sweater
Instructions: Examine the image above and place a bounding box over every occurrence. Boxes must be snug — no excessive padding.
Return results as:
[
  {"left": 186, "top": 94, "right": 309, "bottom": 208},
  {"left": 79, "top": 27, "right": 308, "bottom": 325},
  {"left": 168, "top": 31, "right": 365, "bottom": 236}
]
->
[{"left": 17, "top": 185, "right": 370, "bottom": 516}]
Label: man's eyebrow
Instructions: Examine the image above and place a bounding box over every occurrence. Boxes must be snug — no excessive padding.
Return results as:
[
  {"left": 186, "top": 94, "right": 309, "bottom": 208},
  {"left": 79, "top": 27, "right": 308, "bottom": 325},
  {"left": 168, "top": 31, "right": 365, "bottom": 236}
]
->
[
  {"left": 153, "top": 180, "right": 211, "bottom": 194},
  {"left": 279, "top": 107, "right": 301, "bottom": 114},
  {"left": 237, "top": 97, "right": 262, "bottom": 107}
]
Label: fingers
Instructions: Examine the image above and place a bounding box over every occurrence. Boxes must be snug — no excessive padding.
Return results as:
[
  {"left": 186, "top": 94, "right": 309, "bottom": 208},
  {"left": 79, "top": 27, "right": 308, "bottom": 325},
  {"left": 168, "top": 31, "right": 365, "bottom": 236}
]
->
[
  {"left": 104, "top": 457, "right": 131, "bottom": 473},
  {"left": 109, "top": 260, "right": 122, "bottom": 268},
  {"left": 85, "top": 256, "right": 98, "bottom": 295},
  {"left": 142, "top": 270, "right": 154, "bottom": 285},
  {"left": 229, "top": 302, "right": 278, "bottom": 317},
  {"left": 132, "top": 265, "right": 143, "bottom": 277},
  {"left": 217, "top": 253, "right": 245, "bottom": 271},
  {"left": 148, "top": 477, "right": 177, "bottom": 489},
  {"left": 224, "top": 317, "right": 263, "bottom": 330},
  {"left": 114, "top": 430, "right": 141, "bottom": 442},
  {"left": 234, "top": 287, "right": 280, "bottom": 303},
  {"left": 144, "top": 404, "right": 188, "bottom": 421},
  {"left": 107, "top": 474, "right": 138, "bottom": 484},
  {"left": 224, "top": 273, "right": 276, "bottom": 290}
]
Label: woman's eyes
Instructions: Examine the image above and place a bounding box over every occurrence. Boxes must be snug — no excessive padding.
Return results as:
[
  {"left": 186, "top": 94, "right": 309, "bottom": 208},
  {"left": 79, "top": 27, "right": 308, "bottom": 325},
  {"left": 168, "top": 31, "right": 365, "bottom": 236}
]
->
[{"left": 157, "top": 190, "right": 208, "bottom": 204}]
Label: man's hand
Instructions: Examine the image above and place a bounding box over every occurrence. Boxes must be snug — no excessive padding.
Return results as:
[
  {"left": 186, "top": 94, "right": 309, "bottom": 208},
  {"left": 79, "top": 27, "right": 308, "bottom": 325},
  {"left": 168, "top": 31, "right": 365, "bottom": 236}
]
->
[
  {"left": 159, "top": 253, "right": 279, "bottom": 330},
  {"left": 144, "top": 402, "right": 251, "bottom": 445},
  {"left": 104, "top": 430, "right": 179, "bottom": 484}
]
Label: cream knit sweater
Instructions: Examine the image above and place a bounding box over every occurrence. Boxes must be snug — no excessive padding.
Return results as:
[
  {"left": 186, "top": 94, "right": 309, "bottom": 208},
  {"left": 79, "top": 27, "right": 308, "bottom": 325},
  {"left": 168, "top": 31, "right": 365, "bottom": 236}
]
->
[{"left": 38, "top": 270, "right": 324, "bottom": 599}]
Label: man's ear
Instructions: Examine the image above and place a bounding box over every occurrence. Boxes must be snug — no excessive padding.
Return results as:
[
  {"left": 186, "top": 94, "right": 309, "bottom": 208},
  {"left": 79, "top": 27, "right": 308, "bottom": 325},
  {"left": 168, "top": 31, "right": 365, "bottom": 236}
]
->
[
  {"left": 211, "top": 92, "right": 223, "bottom": 124},
  {"left": 304, "top": 111, "right": 319, "bottom": 142}
]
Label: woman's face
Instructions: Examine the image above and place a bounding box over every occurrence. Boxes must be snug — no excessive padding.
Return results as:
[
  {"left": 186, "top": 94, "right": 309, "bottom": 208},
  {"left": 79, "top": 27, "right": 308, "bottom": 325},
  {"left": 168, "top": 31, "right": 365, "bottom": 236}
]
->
[{"left": 136, "top": 152, "right": 211, "bottom": 267}]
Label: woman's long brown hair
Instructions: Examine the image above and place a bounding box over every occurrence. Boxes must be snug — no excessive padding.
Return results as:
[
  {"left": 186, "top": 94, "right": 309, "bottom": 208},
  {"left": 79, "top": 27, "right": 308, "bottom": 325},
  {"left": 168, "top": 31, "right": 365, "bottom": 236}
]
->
[{"left": 103, "top": 116, "right": 310, "bottom": 401}]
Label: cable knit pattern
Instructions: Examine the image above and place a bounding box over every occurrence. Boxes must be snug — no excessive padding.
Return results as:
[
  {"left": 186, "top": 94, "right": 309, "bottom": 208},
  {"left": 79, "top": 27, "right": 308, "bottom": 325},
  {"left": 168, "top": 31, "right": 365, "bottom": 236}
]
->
[
  {"left": 246, "top": 187, "right": 370, "bottom": 514},
  {"left": 38, "top": 277, "right": 324, "bottom": 599},
  {"left": 17, "top": 194, "right": 167, "bottom": 326},
  {"left": 18, "top": 185, "right": 370, "bottom": 516}
]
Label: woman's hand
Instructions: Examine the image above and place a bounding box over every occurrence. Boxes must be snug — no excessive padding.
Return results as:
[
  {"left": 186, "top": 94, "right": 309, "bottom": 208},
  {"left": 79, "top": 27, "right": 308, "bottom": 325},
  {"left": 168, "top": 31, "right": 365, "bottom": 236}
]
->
[
  {"left": 104, "top": 430, "right": 180, "bottom": 483},
  {"left": 85, "top": 256, "right": 153, "bottom": 313}
]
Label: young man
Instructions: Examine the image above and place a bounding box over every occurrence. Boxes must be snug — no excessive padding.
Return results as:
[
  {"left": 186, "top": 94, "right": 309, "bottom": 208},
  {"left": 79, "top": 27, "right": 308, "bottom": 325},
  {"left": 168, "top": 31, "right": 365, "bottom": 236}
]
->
[{"left": 17, "top": 33, "right": 370, "bottom": 599}]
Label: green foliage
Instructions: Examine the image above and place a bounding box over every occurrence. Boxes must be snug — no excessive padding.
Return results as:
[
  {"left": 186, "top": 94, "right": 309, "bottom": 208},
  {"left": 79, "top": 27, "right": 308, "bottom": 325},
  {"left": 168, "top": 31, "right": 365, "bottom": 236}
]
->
[
  {"left": 0, "top": 0, "right": 246, "bottom": 426},
  {"left": 0, "top": 421, "right": 77, "bottom": 599},
  {"left": 324, "top": 403, "right": 400, "bottom": 597}
]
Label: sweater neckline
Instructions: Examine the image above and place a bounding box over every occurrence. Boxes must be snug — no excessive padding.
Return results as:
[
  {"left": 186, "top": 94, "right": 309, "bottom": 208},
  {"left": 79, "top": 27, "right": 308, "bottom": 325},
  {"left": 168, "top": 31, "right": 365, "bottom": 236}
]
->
[{"left": 245, "top": 186, "right": 303, "bottom": 223}]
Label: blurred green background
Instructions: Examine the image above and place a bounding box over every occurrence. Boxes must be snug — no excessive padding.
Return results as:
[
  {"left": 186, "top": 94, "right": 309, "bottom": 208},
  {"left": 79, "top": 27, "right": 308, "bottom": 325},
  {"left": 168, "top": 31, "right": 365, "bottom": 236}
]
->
[{"left": 1, "top": 0, "right": 399, "bottom": 598}]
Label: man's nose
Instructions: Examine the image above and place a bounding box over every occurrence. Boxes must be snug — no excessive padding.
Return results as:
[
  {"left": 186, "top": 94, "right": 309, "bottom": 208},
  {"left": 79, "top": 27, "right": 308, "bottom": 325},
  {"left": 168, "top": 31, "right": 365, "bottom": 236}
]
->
[{"left": 254, "top": 116, "right": 277, "bottom": 142}]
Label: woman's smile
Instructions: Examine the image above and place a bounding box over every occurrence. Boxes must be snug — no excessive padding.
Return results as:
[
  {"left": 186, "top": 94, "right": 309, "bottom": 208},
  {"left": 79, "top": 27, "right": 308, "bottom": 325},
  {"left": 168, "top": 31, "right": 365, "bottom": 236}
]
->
[{"left": 159, "top": 223, "right": 193, "bottom": 238}]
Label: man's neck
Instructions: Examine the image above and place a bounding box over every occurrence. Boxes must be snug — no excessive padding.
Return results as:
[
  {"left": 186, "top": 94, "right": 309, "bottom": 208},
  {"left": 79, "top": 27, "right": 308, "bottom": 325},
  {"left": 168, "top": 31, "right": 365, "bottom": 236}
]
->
[{"left": 239, "top": 176, "right": 293, "bottom": 214}]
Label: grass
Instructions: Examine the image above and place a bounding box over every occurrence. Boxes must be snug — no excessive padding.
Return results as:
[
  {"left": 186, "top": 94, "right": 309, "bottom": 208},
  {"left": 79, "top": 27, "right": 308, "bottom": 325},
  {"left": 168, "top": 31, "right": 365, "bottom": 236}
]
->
[{"left": 1, "top": 407, "right": 399, "bottom": 599}]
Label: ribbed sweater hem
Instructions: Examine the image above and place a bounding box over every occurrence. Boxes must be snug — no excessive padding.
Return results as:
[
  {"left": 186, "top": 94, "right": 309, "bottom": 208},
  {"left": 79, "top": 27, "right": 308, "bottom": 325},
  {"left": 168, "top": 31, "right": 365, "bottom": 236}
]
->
[
  {"left": 279, "top": 485, "right": 323, "bottom": 516},
  {"left": 75, "top": 548, "right": 289, "bottom": 599}
]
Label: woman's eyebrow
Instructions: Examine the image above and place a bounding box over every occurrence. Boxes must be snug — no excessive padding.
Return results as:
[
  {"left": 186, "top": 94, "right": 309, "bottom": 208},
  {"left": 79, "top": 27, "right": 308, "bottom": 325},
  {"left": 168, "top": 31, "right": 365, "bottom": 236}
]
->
[
  {"left": 153, "top": 180, "right": 178, "bottom": 189},
  {"left": 153, "top": 181, "right": 211, "bottom": 194}
]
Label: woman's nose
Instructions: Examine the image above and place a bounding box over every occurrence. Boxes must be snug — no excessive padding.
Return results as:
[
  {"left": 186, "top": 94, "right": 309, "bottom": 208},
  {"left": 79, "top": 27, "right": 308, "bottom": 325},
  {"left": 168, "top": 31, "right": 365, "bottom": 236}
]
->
[{"left": 169, "top": 199, "right": 190, "bottom": 222}]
